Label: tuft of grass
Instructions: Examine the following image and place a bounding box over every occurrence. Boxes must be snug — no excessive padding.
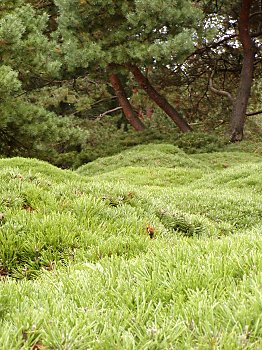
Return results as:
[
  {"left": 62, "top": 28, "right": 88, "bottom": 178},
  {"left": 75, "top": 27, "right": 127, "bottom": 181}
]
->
[
  {"left": 0, "top": 231, "right": 261, "bottom": 349},
  {"left": 0, "top": 145, "right": 261, "bottom": 349}
]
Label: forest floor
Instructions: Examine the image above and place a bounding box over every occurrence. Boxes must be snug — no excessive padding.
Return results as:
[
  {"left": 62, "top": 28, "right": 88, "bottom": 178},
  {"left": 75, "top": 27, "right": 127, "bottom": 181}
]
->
[{"left": 0, "top": 143, "right": 261, "bottom": 349}]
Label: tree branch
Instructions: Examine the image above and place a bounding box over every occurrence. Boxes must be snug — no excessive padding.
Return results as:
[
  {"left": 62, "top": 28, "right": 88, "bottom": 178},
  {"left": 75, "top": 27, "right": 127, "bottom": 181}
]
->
[
  {"left": 186, "top": 30, "right": 262, "bottom": 62},
  {"left": 94, "top": 106, "right": 122, "bottom": 120},
  {"left": 91, "top": 96, "right": 117, "bottom": 107},
  {"left": 208, "top": 71, "right": 234, "bottom": 104},
  {"left": 250, "top": 11, "right": 262, "bottom": 19},
  {"left": 246, "top": 110, "right": 262, "bottom": 116},
  {"left": 14, "top": 79, "right": 56, "bottom": 99}
]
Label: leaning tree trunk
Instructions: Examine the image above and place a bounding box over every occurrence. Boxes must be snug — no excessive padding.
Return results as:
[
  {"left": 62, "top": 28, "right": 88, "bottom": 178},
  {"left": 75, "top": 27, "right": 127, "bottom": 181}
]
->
[
  {"left": 108, "top": 73, "right": 146, "bottom": 131},
  {"left": 230, "top": 0, "right": 255, "bottom": 142},
  {"left": 128, "top": 65, "right": 192, "bottom": 133}
]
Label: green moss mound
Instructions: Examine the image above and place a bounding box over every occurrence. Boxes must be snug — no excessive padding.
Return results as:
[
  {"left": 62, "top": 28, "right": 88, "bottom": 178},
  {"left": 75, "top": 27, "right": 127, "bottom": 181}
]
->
[
  {"left": 77, "top": 143, "right": 262, "bottom": 176},
  {"left": 0, "top": 159, "right": 159, "bottom": 279},
  {"left": 1, "top": 149, "right": 261, "bottom": 278},
  {"left": 77, "top": 144, "right": 207, "bottom": 176},
  {"left": 0, "top": 146, "right": 261, "bottom": 349}
]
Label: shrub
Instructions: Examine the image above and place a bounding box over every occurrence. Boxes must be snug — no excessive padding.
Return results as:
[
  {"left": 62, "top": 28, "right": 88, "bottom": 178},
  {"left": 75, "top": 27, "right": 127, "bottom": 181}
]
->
[{"left": 174, "top": 132, "right": 225, "bottom": 153}]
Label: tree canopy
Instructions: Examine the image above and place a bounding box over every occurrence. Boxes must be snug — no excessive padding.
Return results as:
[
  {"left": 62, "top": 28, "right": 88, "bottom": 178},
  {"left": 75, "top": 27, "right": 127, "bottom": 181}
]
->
[
  {"left": 54, "top": 0, "right": 202, "bottom": 67},
  {"left": 0, "top": 0, "right": 261, "bottom": 165}
]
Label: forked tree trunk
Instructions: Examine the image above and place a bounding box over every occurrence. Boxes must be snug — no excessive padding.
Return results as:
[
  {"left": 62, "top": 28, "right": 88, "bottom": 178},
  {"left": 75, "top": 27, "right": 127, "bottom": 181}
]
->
[
  {"left": 230, "top": 0, "right": 255, "bottom": 142},
  {"left": 128, "top": 65, "right": 192, "bottom": 133},
  {"left": 108, "top": 73, "right": 146, "bottom": 131}
]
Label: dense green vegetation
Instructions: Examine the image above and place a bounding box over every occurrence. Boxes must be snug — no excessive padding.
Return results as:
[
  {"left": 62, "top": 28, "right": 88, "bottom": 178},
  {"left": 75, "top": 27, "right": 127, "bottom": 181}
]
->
[
  {"left": 0, "top": 1, "right": 261, "bottom": 348},
  {"left": 0, "top": 1, "right": 261, "bottom": 164},
  {"left": 0, "top": 144, "right": 261, "bottom": 349}
]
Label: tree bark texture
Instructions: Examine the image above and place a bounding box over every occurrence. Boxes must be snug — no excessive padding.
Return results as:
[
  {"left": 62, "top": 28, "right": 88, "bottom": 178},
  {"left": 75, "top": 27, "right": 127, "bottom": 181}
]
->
[
  {"left": 128, "top": 65, "right": 192, "bottom": 133},
  {"left": 230, "top": 0, "right": 255, "bottom": 142},
  {"left": 108, "top": 73, "right": 146, "bottom": 131}
]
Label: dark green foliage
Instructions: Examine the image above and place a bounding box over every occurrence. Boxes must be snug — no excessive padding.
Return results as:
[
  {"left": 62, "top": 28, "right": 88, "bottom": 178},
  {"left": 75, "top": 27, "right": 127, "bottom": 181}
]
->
[
  {"left": 0, "top": 1, "right": 89, "bottom": 164},
  {"left": 174, "top": 131, "right": 226, "bottom": 153},
  {"left": 1, "top": 0, "right": 260, "bottom": 164},
  {"left": 77, "top": 129, "right": 225, "bottom": 168},
  {"left": 54, "top": 0, "right": 202, "bottom": 68}
]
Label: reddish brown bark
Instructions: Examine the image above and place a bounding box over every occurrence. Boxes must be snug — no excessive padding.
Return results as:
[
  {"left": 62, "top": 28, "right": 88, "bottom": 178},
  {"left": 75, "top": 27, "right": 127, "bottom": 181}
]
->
[
  {"left": 230, "top": 0, "right": 255, "bottom": 142},
  {"left": 128, "top": 65, "right": 192, "bottom": 133},
  {"left": 108, "top": 73, "right": 146, "bottom": 131}
]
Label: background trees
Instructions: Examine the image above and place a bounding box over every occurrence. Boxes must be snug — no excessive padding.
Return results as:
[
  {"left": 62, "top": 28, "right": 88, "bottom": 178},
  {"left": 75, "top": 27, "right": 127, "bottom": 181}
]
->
[
  {"left": 53, "top": 0, "right": 202, "bottom": 131},
  {"left": 0, "top": 0, "right": 261, "bottom": 166},
  {"left": 230, "top": 0, "right": 260, "bottom": 141},
  {"left": 0, "top": 0, "right": 87, "bottom": 162}
]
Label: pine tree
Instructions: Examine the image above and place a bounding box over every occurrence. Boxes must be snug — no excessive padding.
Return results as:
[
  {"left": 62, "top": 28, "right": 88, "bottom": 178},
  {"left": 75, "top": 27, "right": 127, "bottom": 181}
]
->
[
  {"left": 54, "top": 0, "right": 203, "bottom": 131},
  {"left": 0, "top": 0, "right": 87, "bottom": 162},
  {"left": 193, "top": 0, "right": 261, "bottom": 141}
]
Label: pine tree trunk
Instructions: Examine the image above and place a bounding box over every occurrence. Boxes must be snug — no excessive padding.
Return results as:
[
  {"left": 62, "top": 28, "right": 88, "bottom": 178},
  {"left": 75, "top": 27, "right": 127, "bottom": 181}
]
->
[
  {"left": 108, "top": 73, "right": 146, "bottom": 131},
  {"left": 128, "top": 65, "right": 192, "bottom": 133},
  {"left": 230, "top": 0, "right": 255, "bottom": 142}
]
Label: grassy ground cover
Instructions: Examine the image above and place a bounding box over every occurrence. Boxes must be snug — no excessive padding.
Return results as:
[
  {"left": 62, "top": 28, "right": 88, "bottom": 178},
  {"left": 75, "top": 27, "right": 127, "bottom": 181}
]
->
[{"left": 0, "top": 144, "right": 261, "bottom": 349}]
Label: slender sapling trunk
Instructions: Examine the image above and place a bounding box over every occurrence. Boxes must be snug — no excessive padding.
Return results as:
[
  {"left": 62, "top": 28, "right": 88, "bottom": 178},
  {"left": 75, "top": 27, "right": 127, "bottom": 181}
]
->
[
  {"left": 128, "top": 65, "right": 192, "bottom": 133},
  {"left": 108, "top": 73, "right": 146, "bottom": 131}
]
